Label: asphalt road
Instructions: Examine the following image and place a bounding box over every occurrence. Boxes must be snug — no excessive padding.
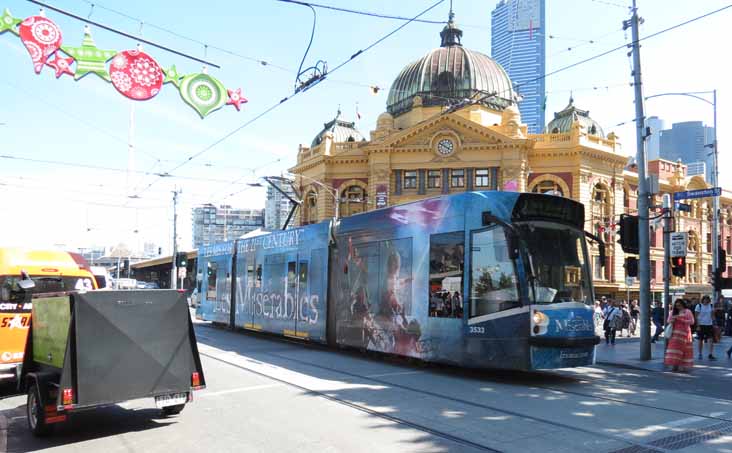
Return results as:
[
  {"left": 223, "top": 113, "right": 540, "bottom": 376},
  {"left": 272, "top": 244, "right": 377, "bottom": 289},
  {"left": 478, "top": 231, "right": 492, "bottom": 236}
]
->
[{"left": 2, "top": 322, "right": 732, "bottom": 453}]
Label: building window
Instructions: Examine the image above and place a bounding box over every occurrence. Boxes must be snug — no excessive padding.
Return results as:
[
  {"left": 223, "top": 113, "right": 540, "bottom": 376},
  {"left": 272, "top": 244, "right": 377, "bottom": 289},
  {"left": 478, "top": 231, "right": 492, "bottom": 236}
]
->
[
  {"left": 427, "top": 170, "right": 441, "bottom": 188},
  {"left": 403, "top": 171, "right": 417, "bottom": 189},
  {"left": 305, "top": 191, "right": 317, "bottom": 224},
  {"left": 593, "top": 256, "right": 605, "bottom": 280},
  {"left": 592, "top": 183, "right": 612, "bottom": 240},
  {"left": 706, "top": 232, "right": 712, "bottom": 253},
  {"left": 451, "top": 169, "right": 465, "bottom": 188},
  {"left": 532, "top": 179, "right": 564, "bottom": 197},
  {"left": 340, "top": 185, "right": 367, "bottom": 217},
  {"left": 475, "top": 169, "right": 491, "bottom": 188},
  {"left": 650, "top": 260, "right": 657, "bottom": 281}
]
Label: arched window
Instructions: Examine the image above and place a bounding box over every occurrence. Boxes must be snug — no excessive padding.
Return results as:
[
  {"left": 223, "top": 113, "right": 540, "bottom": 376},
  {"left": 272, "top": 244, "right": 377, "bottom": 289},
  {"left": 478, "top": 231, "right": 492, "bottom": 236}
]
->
[
  {"left": 591, "top": 183, "right": 612, "bottom": 239},
  {"left": 340, "top": 185, "right": 367, "bottom": 217},
  {"left": 531, "top": 180, "right": 564, "bottom": 197},
  {"left": 305, "top": 191, "right": 318, "bottom": 224},
  {"left": 551, "top": 127, "right": 560, "bottom": 134}
]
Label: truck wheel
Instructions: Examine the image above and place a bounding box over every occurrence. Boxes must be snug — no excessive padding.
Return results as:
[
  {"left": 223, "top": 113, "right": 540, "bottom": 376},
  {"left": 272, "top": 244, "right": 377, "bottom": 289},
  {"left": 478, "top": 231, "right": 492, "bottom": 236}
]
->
[
  {"left": 27, "top": 383, "right": 53, "bottom": 437},
  {"left": 161, "top": 404, "right": 185, "bottom": 417}
]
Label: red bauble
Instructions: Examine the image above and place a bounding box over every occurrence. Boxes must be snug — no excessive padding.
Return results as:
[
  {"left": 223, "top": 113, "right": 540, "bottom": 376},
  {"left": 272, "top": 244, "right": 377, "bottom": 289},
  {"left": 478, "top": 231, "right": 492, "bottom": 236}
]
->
[
  {"left": 19, "top": 16, "right": 63, "bottom": 74},
  {"left": 109, "top": 49, "right": 164, "bottom": 100}
]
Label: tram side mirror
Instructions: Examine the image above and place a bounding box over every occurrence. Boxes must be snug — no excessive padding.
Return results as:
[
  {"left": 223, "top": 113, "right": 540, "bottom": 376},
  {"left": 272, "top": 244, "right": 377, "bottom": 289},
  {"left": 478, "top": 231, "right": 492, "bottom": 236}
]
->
[{"left": 17, "top": 278, "right": 35, "bottom": 291}]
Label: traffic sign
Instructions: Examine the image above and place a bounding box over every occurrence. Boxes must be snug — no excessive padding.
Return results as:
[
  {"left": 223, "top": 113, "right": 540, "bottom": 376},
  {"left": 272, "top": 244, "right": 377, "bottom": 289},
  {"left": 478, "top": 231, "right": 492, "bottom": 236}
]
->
[
  {"left": 673, "top": 187, "right": 721, "bottom": 201},
  {"left": 625, "top": 276, "right": 635, "bottom": 286},
  {"left": 670, "top": 232, "right": 688, "bottom": 257}
]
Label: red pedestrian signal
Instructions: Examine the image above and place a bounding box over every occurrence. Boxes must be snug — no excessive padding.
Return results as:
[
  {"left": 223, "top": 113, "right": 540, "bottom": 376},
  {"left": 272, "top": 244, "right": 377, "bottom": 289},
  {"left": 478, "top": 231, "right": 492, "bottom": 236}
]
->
[{"left": 671, "top": 256, "right": 686, "bottom": 277}]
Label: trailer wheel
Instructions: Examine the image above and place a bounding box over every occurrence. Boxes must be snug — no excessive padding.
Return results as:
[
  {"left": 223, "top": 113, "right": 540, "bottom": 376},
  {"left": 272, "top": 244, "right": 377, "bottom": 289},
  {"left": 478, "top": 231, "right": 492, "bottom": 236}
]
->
[
  {"left": 27, "top": 383, "right": 53, "bottom": 437},
  {"left": 161, "top": 403, "right": 185, "bottom": 417}
]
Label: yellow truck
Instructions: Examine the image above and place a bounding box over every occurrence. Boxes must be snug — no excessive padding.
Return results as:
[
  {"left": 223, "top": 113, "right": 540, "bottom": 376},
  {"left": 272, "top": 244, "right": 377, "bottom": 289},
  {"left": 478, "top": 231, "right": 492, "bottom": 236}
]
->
[{"left": 0, "top": 248, "right": 97, "bottom": 382}]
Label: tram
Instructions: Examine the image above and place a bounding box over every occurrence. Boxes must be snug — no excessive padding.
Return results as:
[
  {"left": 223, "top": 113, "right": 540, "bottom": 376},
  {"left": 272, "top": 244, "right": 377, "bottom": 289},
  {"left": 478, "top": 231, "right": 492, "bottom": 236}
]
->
[{"left": 196, "top": 191, "right": 603, "bottom": 370}]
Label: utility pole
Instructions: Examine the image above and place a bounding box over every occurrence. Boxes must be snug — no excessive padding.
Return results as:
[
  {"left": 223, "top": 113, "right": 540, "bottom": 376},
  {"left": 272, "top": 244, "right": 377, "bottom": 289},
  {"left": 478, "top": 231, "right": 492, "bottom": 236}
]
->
[
  {"left": 626, "top": 0, "right": 651, "bottom": 360},
  {"left": 712, "top": 89, "right": 720, "bottom": 304},
  {"left": 662, "top": 194, "right": 672, "bottom": 320},
  {"left": 171, "top": 188, "right": 181, "bottom": 290}
]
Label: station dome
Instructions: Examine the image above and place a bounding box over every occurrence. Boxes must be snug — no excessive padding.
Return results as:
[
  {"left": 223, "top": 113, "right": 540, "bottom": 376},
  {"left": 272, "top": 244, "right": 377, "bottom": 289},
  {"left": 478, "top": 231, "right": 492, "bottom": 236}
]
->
[
  {"left": 311, "top": 111, "right": 365, "bottom": 148},
  {"left": 386, "top": 14, "right": 516, "bottom": 117},
  {"left": 546, "top": 97, "right": 605, "bottom": 137}
]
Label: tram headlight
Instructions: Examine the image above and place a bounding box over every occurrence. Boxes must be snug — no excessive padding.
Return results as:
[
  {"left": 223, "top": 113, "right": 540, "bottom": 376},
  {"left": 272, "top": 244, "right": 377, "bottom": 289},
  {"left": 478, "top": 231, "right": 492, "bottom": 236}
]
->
[{"left": 533, "top": 310, "right": 548, "bottom": 326}]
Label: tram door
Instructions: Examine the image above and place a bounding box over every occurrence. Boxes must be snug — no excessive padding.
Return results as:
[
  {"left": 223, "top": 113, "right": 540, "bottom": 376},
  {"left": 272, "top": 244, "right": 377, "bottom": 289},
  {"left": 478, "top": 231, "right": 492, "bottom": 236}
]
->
[{"left": 285, "top": 253, "right": 299, "bottom": 335}]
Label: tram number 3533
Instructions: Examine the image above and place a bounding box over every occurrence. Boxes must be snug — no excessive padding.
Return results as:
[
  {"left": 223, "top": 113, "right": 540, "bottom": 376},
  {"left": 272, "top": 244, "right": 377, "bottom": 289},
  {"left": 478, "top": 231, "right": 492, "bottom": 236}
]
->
[{"left": 468, "top": 326, "right": 485, "bottom": 334}]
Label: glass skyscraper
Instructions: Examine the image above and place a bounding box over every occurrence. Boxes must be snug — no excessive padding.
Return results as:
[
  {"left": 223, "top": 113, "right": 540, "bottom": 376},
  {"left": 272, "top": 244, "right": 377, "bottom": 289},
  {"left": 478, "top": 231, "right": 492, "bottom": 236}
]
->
[{"left": 491, "top": 0, "right": 546, "bottom": 134}]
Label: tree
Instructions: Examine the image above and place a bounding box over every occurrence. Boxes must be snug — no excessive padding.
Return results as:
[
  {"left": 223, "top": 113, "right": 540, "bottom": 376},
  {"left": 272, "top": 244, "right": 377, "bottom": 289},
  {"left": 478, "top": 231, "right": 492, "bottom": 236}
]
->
[{"left": 473, "top": 270, "right": 495, "bottom": 296}]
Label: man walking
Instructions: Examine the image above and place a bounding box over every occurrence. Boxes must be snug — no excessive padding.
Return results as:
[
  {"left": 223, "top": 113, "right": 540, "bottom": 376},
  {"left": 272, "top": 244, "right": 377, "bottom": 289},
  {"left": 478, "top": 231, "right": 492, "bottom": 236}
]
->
[
  {"left": 696, "top": 296, "right": 716, "bottom": 360},
  {"left": 651, "top": 300, "right": 664, "bottom": 343}
]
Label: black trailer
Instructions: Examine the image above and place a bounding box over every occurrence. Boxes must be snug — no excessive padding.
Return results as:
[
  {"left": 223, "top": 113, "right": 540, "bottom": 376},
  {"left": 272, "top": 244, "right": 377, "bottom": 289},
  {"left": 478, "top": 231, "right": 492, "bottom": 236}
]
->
[{"left": 20, "top": 290, "right": 206, "bottom": 436}]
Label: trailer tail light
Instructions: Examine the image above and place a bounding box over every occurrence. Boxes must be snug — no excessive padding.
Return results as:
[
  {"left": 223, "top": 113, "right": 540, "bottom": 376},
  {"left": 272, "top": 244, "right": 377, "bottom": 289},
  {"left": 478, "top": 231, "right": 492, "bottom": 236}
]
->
[
  {"left": 191, "top": 372, "right": 201, "bottom": 388},
  {"left": 62, "top": 388, "right": 73, "bottom": 405}
]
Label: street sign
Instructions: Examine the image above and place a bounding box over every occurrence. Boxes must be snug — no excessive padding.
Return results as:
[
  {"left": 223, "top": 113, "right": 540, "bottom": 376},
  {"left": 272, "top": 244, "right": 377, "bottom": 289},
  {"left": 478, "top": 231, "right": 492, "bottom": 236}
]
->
[
  {"left": 625, "top": 277, "right": 635, "bottom": 286},
  {"left": 676, "top": 202, "right": 691, "bottom": 212},
  {"left": 670, "top": 232, "right": 688, "bottom": 257},
  {"left": 673, "top": 187, "right": 721, "bottom": 201},
  {"left": 178, "top": 267, "right": 187, "bottom": 279}
]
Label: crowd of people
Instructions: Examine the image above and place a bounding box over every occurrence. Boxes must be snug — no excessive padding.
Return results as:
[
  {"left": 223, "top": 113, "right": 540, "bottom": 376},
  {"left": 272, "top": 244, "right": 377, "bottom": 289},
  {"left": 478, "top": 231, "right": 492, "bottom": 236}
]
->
[{"left": 594, "top": 295, "right": 732, "bottom": 373}]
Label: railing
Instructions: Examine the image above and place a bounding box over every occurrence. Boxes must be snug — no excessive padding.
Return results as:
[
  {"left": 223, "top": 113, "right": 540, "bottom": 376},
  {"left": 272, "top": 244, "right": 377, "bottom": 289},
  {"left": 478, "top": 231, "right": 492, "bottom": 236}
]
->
[{"left": 530, "top": 132, "right": 572, "bottom": 143}]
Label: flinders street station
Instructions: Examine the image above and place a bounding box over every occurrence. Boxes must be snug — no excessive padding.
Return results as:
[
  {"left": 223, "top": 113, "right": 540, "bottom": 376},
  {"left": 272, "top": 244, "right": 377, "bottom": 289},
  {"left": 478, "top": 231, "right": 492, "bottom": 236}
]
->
[{"left": 290, "top": 17, "right": 732, "bottom": 301}]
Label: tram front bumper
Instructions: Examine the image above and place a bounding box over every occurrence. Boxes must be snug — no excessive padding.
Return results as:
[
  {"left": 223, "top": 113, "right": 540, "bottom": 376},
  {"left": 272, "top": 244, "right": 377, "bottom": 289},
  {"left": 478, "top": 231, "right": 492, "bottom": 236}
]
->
[{"left": 528, "top": 335, "right": 601, "bottom": 348}]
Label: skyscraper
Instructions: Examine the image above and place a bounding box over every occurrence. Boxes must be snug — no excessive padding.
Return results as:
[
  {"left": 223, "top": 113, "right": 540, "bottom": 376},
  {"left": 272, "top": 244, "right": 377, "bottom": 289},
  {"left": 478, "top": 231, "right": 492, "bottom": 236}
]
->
[
  {"left": 265, "top": 183, "right": 297, "bottom": 230},
  {"left": 191, "top": 204, "right": 264, "bottom": 248},
  {"left": 646, "top": 116, "right": 665, "bottom": 161},
  {"left": 659, "top": 121, "right": 715, "bottom": 181},
  {"left": 491, "top": 0, "right": 546, "bottom": 134}
]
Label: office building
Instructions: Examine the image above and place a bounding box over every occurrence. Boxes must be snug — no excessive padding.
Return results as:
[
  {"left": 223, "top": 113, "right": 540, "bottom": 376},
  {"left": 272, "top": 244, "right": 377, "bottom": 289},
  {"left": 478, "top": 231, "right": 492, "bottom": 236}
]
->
[
  {"left": 659, "top": 121, "right": 715, "bottom": 181},
  {"left": 686, "top": 161, "right": 707, "bottom": 177},
  {"left": 491, "top": 0, "right": 546, "bottom": 134},
  {"left": 192, "top": 204, "right": 264, "bottom": 248},
  {"left": 646, "top": 116, "right": 665, "bottom": 161},
  {"left": 265, "top": 182, "right": 298, "bottom": 230}
]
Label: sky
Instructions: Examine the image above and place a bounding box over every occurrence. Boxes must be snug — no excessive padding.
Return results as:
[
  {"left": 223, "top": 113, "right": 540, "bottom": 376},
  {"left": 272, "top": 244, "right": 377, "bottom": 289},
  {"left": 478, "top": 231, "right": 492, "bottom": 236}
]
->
[{"left": 1, "top": 0, "right": 730, "bottom": 254}]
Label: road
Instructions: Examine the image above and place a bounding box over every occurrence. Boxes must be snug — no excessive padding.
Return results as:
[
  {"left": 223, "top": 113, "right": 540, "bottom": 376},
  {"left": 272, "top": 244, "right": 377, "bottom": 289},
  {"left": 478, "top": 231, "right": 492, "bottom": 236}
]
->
[{"left": 2, "top": 321, "right": 732, "bottom": 453}]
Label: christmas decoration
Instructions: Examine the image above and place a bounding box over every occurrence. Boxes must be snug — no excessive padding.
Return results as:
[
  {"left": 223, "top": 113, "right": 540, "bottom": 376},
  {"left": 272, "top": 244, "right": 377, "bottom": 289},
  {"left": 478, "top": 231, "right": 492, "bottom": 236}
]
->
[
  {"left": 0, "top": 8, "right": 21, "bottom": 35},
  {"left": 163, "top": 65, "right": 182, "bottom": 87},
  {"left": 226, "top": 88, "right": 247, "bottom": 111},
  {"left": 178, "top": 71, "right": 227, "bottom": 118},
  {"left": 18, "top": 15, "right": 62, "bottom": 74},
  {"left": 61, "top": 28, "right": 116, "bottom": 81},
  {"left": 46, "top": 52, "right": 74, "bottom": 78},
  {"left": 109, "top": 49, "right": 164, "bottom": 100}
]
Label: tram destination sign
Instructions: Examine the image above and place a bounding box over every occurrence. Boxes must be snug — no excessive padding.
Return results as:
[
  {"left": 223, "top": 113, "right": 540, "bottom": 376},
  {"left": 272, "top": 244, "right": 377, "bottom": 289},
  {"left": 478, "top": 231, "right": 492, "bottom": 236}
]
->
[{"left": 673, "top": 187, "right": 721, "bottom": 201}]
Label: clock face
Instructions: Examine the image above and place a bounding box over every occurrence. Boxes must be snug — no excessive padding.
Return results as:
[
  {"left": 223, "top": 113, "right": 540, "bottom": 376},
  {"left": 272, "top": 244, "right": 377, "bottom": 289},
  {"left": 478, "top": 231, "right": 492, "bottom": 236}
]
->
[{"left": 437, "top": 138, "right": 454, "bottom": 156}]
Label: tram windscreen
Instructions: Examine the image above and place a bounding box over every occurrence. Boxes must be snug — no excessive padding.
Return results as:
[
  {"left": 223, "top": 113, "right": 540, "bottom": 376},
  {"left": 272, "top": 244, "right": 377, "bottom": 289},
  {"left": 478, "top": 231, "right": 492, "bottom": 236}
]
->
[{"left": 518, "top": 222, "right": 591, "bottom": 305}]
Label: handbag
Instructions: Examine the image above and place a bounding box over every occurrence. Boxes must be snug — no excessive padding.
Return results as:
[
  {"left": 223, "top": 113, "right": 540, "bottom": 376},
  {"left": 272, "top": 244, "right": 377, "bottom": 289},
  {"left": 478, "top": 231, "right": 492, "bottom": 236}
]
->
[{"left": 663, "top": 323, "right": 674, "bottom": 340}]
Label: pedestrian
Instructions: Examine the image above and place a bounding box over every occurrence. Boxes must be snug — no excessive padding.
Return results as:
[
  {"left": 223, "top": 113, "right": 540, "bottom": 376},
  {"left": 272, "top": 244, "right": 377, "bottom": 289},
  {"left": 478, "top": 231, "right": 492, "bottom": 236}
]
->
[
  {"left": 594, "top": 301, "right": 603, "bottom": 332},
  {"left": 620, "top": 302, "right": 632, "bottom": 337},
  {"left": 651, "top": 300, "right": 664, "bottom": 343},
  {"left": 603, "top": 300, "right": 622, "bottom": 345},
  {"left": 695, "top": 295, "right": 716, "bottom": 360},
  {"left": 664, "top": 299, "right": 695, "bottom": 372},
  {"left": 630, "top": 300, "right": 640, "bottom": 336},
  {"left": 713, "top": 300, "right": 725, "bottom": 344}
]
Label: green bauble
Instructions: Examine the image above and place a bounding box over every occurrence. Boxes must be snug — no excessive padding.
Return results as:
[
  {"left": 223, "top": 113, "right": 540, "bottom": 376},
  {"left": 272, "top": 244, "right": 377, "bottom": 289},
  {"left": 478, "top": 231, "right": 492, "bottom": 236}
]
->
[{"left": 178, "top": 72, "right": 227, "bottom": 118}]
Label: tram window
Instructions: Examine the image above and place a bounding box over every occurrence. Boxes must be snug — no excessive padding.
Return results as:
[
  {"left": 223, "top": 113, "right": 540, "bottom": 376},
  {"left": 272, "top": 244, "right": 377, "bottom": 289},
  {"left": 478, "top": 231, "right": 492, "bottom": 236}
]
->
[
  {"left": 469, "top": 228, "right": 519, "bottom": 318},
  {"left": 287, "top": 261, "right": 297, "bottom": 288},
  {"left": 299, "top": 262, "right": 308, "bottom": 286},
  {"left": 206, "top": 262, "right": 218, "bottom": 300},
  {"left": 255, "top": 264, "right": 262, "bottom": 288},
  {"left": 429, "top": 231, "right": 464, "bottom": 318},
  {"left": 247, "top": 262, "right": 254, "bottom": 288}
]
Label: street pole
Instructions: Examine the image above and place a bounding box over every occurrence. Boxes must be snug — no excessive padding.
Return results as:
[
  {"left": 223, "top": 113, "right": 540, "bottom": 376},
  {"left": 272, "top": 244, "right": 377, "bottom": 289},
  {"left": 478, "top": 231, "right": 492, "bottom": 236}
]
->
[
  {"left": 712, "top": 89, "right": 720, "bottom": 303},
  {"left": 171, "top": 188, "right": 180, "bottom": 290},
  {"left": 663, "top": 194, "right": 672, "bottom": 320},
  {"left": 627, "top": 0, "right": 652, "bottom": 360}
]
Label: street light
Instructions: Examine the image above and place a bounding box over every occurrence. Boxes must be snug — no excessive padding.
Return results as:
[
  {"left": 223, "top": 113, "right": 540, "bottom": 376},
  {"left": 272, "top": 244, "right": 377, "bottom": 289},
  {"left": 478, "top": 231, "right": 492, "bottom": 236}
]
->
[
  {"left": 645, "top": 90, "right": 719, "bottom": 302},
  {"left": 289, "top": 173, "right": 340, "bottom": 223}
]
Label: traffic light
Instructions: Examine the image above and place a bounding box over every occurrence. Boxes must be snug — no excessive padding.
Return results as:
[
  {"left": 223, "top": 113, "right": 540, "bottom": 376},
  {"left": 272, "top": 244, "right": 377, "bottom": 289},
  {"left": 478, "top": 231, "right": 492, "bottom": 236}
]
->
[
  {"left": 624, "top": 257, "right": 638, "bottom": 278},
  {"left": 719, "top": 247, "right": 727, "bottom": 272},
  {"left": 617, "top": 214, "right": 639, "bottom": 254},
  {"left": 671, "top": 256, "right": 686, "bottom": 277},
  {"left": 176, "top": 252, "right": 188, "bottom": 268}
]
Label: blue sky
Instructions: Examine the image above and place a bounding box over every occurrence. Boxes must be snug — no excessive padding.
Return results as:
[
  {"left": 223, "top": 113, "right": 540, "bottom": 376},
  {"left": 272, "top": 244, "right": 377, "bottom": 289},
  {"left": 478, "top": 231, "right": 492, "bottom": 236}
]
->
[{"left": 1, "top": 0, "right": 730, "bottom": 253}]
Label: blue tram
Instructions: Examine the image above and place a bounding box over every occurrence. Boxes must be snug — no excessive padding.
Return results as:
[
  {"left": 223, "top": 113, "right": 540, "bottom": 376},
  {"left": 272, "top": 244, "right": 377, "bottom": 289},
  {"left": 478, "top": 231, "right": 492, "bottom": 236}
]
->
[{"left": 196, "top": 191, "right": 602, "bottom": 370}]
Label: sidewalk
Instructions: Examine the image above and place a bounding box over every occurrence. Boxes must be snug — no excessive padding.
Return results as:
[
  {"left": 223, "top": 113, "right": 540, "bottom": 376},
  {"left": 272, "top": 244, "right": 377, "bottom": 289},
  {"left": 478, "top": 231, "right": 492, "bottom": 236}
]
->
[{"left": 596, "top": 335, "right": 732, "bottom": 373}]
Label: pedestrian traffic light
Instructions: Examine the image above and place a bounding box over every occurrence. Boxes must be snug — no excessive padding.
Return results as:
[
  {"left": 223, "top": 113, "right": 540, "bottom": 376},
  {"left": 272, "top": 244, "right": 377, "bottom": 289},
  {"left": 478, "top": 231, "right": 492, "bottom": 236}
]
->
[
  {"left": 617, "top": 214, "right": 639, "bottom": 254},
  {"left": 624, "top": 257, "right": 638, "bottom": 278},
  {"left": 176, "top": 252, "right": 188, "bottom": 268},
  {"left": 671, "top": 256, "right": 686, "bottom": 277}
]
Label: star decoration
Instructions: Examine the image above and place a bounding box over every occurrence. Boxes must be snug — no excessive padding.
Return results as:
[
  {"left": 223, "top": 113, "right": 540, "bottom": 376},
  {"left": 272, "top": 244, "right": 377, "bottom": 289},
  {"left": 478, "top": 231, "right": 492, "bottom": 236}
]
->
[
  {"left": 163, "top": 65, "right": 182, "bottom": 87},
  {"left": 226, "top": 88, "right": 247, "bottom": 111},
  {"left": 46, "top": 52, "right": 75, "bottom": 78},
  {"left": 61, "top": 29, "right": 117, "bottom": 81},
  {"left": 0, "top": 8, "right": 21, "bottom": 35}
]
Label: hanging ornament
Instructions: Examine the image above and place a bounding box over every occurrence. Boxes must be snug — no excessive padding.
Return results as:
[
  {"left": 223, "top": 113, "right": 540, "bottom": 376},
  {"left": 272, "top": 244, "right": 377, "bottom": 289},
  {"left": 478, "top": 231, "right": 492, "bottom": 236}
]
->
[
  {"left": 163, "top": 65, "right": 182, "bottom": 87},
  {"left": 18, "top": 15, "right": 63, "bottom": 74},
  {"left": 226, "top": 88, "right": 247, "bottom": 111},
  {"left": 61, "top": 28, "right": 116, "bottom": 81},
  {"left": 178, "top": 71, "right": 227, "bottom": 118},
  {"left": 0, "top": 8, "right": 22, "bottom": 35},
  {"left": 46, "top": 52, "right": 75, "bottom": 78},
  {"left": 109, "top": 49, "right": 164, "bottom": 100}
]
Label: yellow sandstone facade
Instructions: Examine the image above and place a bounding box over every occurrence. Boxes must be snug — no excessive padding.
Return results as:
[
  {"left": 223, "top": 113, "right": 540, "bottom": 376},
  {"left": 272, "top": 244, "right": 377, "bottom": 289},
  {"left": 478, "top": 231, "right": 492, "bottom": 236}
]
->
[{"left": 290, "top": 18, "right": 731, "bottom": 302}]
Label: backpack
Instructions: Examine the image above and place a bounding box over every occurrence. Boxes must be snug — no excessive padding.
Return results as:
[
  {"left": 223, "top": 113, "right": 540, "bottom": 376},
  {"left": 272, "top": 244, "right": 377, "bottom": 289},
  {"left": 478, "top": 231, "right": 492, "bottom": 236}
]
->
[
  {"left": 621, "top": 309, "right": 631, "bottom": 327},
  {"left": 609, "top": 308, "right": 623, "bottom": 329}
]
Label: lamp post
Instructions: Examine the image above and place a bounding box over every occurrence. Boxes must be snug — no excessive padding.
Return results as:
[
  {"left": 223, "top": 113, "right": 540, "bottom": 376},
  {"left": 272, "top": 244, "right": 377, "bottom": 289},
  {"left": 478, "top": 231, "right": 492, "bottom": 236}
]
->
[{"left": 645, "top": 91, "right": 719, "bottom": 302}]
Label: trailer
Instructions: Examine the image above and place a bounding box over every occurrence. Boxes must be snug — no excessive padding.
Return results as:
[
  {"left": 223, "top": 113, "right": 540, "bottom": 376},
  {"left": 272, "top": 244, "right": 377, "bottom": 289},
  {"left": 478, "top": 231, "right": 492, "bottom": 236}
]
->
[{"left": 20, "top": 290, "right": 206, "bottom": 436}]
